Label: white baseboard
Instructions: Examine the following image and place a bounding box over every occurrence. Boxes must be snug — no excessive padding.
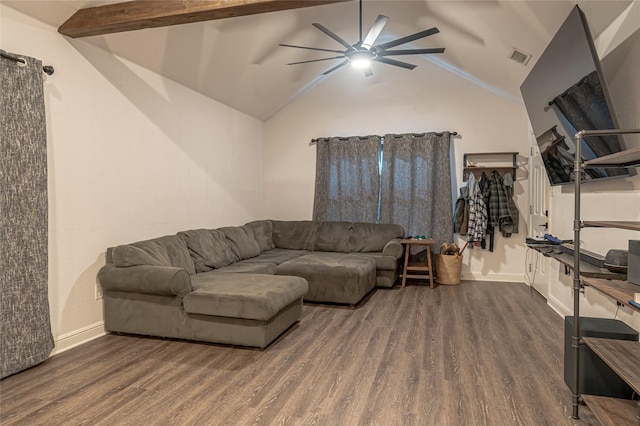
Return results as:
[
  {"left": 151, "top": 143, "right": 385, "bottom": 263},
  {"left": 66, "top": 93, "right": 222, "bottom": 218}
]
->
[
  {"left": 463, "top": 272, "right": 525, "bottom": 283},
  {"left": 466, "top": 274, "right": 575, "bottom": 322},
  {"left": 547, "top": 294, "right": 572, "bottom": 319},
  {"left": 51, "top": 321, "right": 106, "bottom": 356}
]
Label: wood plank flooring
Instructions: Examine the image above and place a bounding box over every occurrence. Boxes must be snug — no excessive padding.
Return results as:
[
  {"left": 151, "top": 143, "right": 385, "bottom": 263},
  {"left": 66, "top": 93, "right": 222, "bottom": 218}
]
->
[{"left": 1, "top": 281, "right": 599, "bottom": 425}]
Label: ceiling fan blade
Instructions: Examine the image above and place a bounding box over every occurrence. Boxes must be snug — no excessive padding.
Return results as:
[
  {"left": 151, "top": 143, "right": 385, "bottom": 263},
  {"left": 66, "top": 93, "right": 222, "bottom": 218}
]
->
[
  {"left": 363, "top": 67, "right": 373, "bottom": 78},
  {"left": 287, "top": 56, "right": 346, "bottom": 66},
  {"left": 322, "top": 60, "right": 350, "bottom": 75},
  {"left": 279, "top": 44, "right": 346, "bottom": 54},
  {"left": 361, "top": 15, "right": 389, "bottom": 49},
  {"left": 312, "top": 23, "right": 355, "bottom": 51},
  {"left": 378, "top": 48, "right": 445, "bottom": 56},
  {"left": 374, "top": 57, "right": 417, "bottom": 70},
  {"left": 376, "top": 27, "right": 440, "bottom": 50}
]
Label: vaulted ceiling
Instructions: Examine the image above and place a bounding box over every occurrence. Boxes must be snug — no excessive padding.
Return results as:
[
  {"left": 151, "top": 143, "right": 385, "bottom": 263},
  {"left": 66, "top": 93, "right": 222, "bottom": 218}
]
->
[{"left": 4, "top": 1, "right": 633, "bottom": 120}]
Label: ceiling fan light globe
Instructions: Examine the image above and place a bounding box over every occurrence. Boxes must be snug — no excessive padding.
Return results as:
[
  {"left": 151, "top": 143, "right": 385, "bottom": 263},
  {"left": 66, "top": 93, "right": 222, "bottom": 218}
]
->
[{"left": 352, "top": 58, "right": 371, "bottom": 69}]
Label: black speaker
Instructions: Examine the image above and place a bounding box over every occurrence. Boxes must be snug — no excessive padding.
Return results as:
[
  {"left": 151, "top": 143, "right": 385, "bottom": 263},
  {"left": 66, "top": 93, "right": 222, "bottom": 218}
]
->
[{"left": 564, "top": 316, "right": 639, "bottom": 398}]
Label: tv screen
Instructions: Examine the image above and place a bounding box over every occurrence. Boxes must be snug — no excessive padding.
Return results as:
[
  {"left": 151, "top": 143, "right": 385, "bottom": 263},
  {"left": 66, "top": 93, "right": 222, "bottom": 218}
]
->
[{"left": 520, "top": 5, "right": 630, "bottom": 186}]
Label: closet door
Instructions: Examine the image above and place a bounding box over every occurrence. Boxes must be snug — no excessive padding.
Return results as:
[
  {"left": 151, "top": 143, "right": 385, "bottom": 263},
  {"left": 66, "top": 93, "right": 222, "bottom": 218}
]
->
[{"left": 528, "top": 139, "right": 551, "bottom": 299}]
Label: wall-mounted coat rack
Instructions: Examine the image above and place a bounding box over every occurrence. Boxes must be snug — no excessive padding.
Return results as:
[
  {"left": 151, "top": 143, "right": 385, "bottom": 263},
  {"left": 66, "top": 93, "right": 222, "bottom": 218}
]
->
[{"left": 463, "top": 152, "right": 518, "bottom": 181}]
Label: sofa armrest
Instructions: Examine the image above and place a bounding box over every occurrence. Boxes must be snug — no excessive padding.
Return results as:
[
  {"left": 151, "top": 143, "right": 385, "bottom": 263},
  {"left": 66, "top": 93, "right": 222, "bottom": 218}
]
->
[
  {"left": 97, "top": 264, "right": 192, "bottom": 297},
  {"left": 382, "top": 238, "right": 404, "bottom": 259}
]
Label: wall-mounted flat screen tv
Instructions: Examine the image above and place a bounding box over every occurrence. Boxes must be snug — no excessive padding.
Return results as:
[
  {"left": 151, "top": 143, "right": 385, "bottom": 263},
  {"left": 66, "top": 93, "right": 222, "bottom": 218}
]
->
[{"left": 520, "top": 5, "right": 630, "bottom": 186}]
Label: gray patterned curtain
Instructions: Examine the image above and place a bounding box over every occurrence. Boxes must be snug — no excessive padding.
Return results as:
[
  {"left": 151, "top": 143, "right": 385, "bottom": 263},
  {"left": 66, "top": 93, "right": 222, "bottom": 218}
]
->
[
  {"left": 312, "top": 136, "right": 382, "bottom": 222},
  {"left": 1, "top": 50, "right": 54, "bottom": 378},
  {"left": 552, "top": 71, "right": 626, "bottom": 179},
  {"left": 552, "top": 71, "right": 623, "bottom": 158},
  {"left": 379, "top": 132, "right": 454, "bottom": 255}
]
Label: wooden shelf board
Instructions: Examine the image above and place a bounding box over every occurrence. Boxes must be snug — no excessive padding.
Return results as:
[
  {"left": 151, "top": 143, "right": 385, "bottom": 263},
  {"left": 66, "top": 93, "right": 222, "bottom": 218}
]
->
[
  {"left": 407, "top": 264, "right": 432, "bottom": 272},
  {"left": 582, "top": 221, "right": 640, "bottom": 231},
  {"left": 462, "top": 152, "right": 518, "bottom": 181},
  {"left": 582, "top": 278, "right": 640, "bottom": 313},
  {"left": 463, "top": 166, "right": 516, "bottom": 169},
  {"left": 582, "top": 337, "right": 640, "bottom": 395},
  {"left": 402, "top": 274, "right": 433, "bottom": 280},
  {"left": 585, "top": 145, "right": 640, "bottom": 167},
  {"left": 529, "top": 247, "right": 626, "bottom": 279},
  {"left": 463, "top": 166, "right": 516, "bottom": 172},
  {"left": 582, "top": 394, "right": 639, "bottom": 426},
  {"left": 463, "top": 166, "right": 517, "bottom": 181},
  {"left": 464, "top": 152, "right": 519, "bottom": 156}
]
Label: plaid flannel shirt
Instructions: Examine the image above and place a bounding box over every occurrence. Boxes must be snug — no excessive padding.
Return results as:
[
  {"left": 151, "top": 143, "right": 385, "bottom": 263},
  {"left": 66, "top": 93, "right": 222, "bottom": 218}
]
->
[{"left": 486, "top": 171, "right": 514, "bottom": 236}]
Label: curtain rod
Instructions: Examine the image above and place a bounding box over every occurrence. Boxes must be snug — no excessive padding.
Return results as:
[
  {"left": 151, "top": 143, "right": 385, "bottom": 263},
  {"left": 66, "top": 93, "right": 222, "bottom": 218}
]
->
[
  {"left": 1, "top": 52, "right": 55, "bottom": 75},
  {"left": 390, "top": 131, "right": 458, "bottom": 138},
  {"left": 310, "top": 131, "right": 458, "bottom": 144},
  {"left": 311, "top": 135, "right": 376, "bottom": 143}
]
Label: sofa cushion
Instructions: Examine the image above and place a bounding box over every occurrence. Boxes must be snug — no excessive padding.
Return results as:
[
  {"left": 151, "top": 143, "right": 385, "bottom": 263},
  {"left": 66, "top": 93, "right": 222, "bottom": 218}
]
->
[
  {"left": 98, "top": 264, "right": 192, "bottom": 297},
  {"left": 219, "top": 226, "right": 261, "bottom": 260},
  {"left": 311, "top": 251, "right": 397, "bottom": 273},
  {"left": 245, "top": 220, "right": 275, "bottom": 251},
  {"left": 185, "top": 273, "right": 308, "bottom": 321},
  {"left": 112, "top": 235, "right": 196, "bottom": 275},
  {"left": 345, "top": 253, "right": 398, "bottom": 271},
  {"left": 315, "top": 221, "right": 353, "bottom": 252},
  {"left": 238, "top": 248, "right": 309, "bottom": 265},
  {"left": 271, "top": 220, "right": 317, "bottom": 250},
  {"left": 276, "top": 254, "right": 376, "bottom": 305},
  {"left": 382, "top": 238, "right": 404, "bottom": 259},
  {"left": 208, "top": 261, "right": 278, "bottom": 275},
  {"left": 178, "top": 229, "right": 237, "bottom": 273},
  {"left": 350, "top": 223, "right": 404, "bottom": 252}
]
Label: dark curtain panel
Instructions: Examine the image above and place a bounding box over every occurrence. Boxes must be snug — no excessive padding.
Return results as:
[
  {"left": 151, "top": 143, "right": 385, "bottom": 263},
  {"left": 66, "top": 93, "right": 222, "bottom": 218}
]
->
[
  {"left": 1, "top": 50, "right": 54, "bottom": 378},
  {"left": 312, "top": 136, "right": 382, "bottom": 222},
  {"left": 379, "top": 132, "right": 454, "bottom": 255},
  {"left": 553, "top": 71, "right": 624, "bottom": 159}
]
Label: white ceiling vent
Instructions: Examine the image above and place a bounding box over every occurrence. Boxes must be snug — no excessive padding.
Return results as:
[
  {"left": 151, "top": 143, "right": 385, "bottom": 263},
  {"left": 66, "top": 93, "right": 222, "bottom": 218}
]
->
[{"left": 510, "top": 49, "right": 532, "bottom": 65}]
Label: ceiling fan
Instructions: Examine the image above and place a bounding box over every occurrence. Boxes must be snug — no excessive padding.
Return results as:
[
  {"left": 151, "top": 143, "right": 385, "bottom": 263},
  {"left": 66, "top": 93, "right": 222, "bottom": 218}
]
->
[{"left": 279, "top": 0, "right": 445, "bottom": 77}]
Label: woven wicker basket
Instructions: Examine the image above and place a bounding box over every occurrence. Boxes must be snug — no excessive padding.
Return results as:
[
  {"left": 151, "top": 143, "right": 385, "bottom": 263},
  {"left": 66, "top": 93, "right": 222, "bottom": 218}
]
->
[{"left": 435, "top": 254, "right": 462, "bottom": 285}]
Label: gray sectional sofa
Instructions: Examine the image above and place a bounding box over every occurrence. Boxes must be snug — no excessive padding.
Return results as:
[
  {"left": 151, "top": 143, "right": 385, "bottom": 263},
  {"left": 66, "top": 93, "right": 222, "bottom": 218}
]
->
[{"left": 97, "top": 220, "right": 404, "bottom": 348}]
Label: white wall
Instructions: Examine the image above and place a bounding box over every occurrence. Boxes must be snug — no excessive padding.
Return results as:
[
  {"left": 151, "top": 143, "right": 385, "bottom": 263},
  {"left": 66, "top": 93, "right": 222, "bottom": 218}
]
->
[
  {"left": 264, "top": 56, "right": 532, "bottom": 283},
  {"left": 5, "top": 0, "right": 635, "bottom": 354},
  {"left": 545, "top": 2, "right": 640, "bottom": 332},
  {"left": 1, "top": 5, "right": 265, "bottom": 353}
]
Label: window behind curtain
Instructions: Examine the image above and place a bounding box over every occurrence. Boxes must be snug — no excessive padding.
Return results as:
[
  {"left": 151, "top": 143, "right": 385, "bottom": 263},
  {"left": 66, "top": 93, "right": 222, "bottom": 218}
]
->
[
  {"left": 312, "top": 132, "right": 454, "bottom": 254},
  {"left": 312, "top": 136, "right": 382, "bottom": 222},
  {"left": 379, "top": 132, "right": 454, "bottom": 252}
]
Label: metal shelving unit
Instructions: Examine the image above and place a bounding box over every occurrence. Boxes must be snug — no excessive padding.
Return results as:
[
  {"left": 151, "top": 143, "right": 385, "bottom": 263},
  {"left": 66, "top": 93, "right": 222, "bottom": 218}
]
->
[{"left": 571, "top": 128, "right": 640, "bottom": 424}]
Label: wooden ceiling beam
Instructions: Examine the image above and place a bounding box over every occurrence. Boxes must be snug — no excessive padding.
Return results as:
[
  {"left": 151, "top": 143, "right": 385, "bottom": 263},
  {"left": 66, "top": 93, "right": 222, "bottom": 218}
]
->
[{"left": 58, "top": 0, "right": 353, "bottom": 38}]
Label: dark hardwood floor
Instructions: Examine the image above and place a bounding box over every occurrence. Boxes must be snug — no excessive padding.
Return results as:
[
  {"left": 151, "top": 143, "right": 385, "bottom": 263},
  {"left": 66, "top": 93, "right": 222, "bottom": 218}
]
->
[{"left": 1, "top": 281, "right": 598, "bottom": 425}]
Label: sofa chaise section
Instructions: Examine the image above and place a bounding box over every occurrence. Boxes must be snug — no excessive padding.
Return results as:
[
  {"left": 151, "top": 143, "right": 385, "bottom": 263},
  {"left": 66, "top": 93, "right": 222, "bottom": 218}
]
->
[{"left": 98, "top": 234, "right": 308, "bottom": 348}]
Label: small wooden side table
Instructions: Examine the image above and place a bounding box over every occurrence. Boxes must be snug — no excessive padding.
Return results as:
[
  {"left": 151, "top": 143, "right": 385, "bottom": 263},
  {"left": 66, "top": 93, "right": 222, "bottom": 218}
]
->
[{"left": 400, "top": 238, "right": 436, "bottom": 288}]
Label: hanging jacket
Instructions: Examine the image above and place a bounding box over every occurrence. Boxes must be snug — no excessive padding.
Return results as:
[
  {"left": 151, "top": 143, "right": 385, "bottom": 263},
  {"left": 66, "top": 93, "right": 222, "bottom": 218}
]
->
[
  {"left": 502, "top": 172, "right": 519, "bottom": 235},
  {"left": 477, "top": 173, "right": 494, "bottom": 251},
  {"left": 467, "top": 173, "right": 488, "bottom": 242},
  {"left": 486, "top": 171, "right": 514, "bottom": 237},
  {"left": 453, "top": 186, "right": 469, "bottom": 235}
]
